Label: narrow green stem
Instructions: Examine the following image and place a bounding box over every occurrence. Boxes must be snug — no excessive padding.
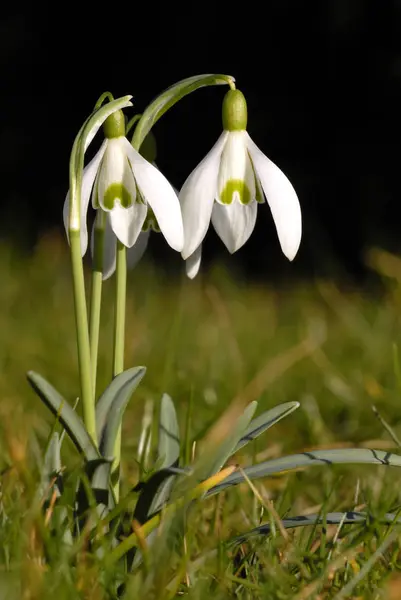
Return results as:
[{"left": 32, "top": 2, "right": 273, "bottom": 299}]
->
[
  {"left": 69, "top": 231, "right": 97, "bottom": 445},
  {"left": 113, "top": 241, "right": 127, "bottom": 377},
  {"left": 89, "top": 219, "right": 105, "bottom": 399},
  {"left": 112, "top": 240, "right": 127, "bottom": 500}
]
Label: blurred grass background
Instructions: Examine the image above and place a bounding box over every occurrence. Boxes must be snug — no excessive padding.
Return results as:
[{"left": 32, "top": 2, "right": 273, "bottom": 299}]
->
[
  {"left": 2, "top": 234, "right": 401, "bottom": 597},
  {"left": 1, "top": 233, "right": 401, "bottom": 455}
]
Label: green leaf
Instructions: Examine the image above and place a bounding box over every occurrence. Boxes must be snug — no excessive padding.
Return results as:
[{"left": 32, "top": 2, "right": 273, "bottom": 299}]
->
[
  {"left": 158, "top": 393, "right": 180, "bottom": 469},
  {"left": 96, "top": 366, "right": 146, "bottom": 447},
  {"left": 233, "top": 401, "right": 300, "bottom": 454},
  {"left": 144, "top": 394, "right": 181, "bottom": 517},
  {"left": 173, "top": 401, "right": 258, "bottom": 499},
  {"left": 90, "top": 367, "right": 146, "bottom": 512},
  {"left": 229, "top": 511, "right": 401, "bottom": 545},
  {"left": 208, "top": 448, "right": 401, "bottom": 496},
  {"left": 37, "top": 432, "right": 63, "bottom": 501},
  {"left": 27, "top": 371, "right": 99, "bottom": 462},
  {"left": 132, "top": 74, "right": 235, "bottom": 150}
]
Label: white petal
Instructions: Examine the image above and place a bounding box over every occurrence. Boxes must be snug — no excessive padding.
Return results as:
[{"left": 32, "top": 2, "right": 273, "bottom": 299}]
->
[
  {"left": 179, "top": 131, "right": 229, "bottom": 259},
  {"left": 185, "top": 245, "right": 202, "bottom": 279},
  {"left": 109, "top": 201, "right": 147, "bottom": 248},
  {"left": 246, "top": 133, "right": 301, "bottom": 260},
  {"left": 211, "top": 200, "right": 257, "bottom": 254},
  {"left": 63, "top": 141, "right": 107, "bottom": 256},
  {"left": 90, "top": 212, "right": 117, "bottom": 280},
  {"left": 127, "top": 230, "right": 150, "bottom": 271},
  {"left": 97, "top": 138, "right": 136, "bottom": 211},
  {"left": 123, "top": 138, "right": 184, "bottom": 252},
  {"left": 217, "top": 131, "right": 256, "bottom": 205}
]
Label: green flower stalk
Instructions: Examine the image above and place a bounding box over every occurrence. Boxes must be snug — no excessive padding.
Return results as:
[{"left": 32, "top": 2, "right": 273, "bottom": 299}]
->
[{"left": 65, "top": 95, "right": 134, "bottom": 444}]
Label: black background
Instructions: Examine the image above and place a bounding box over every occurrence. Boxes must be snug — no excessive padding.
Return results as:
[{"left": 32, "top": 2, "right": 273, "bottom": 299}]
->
[{"left": 3, "top": 1, "right": 401, "bottom": 280}]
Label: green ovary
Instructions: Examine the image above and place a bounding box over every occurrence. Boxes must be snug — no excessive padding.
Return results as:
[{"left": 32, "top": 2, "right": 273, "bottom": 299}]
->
[
  {"left": 103, "top": 183, "right": 132, "bottom": 210},
  {"left": 220, "top": 179, "right": 252, "bottom": 205}
]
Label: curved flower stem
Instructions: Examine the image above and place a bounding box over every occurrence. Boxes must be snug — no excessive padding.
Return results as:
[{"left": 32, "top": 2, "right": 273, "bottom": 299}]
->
[
  {"left": 112, "top": 240, "right": 127, "bottom": 500},
  {"left": 69, "top": 231, "right": 97, "bottom": 444},
  {"left": 89, "top": 213, "right": 105, "bottom": 398}
]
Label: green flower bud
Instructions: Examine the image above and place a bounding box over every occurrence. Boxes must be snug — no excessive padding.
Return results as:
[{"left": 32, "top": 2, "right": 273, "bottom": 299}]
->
[
  {"left": 140, "top": 130, "right": 157, "bottom": 162},
  {"left": 103, "top": 109, "right": 125, "bottom": 138},
  {"left": 222, "top": 89, "right": 247, "bottom": 131}
]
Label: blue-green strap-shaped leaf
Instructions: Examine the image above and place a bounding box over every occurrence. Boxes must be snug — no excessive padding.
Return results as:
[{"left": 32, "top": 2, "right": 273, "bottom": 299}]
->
[
  {"left": 208, "top": 448, "right": 401, "bottom": 496},
  {"left": 143, "top": 394, "right": 181, "bottom": 518},
  {"left": 233, "top": 401, "right": 300, "bottom": 454},
  {"left": 158, "top": 393, "right": 180, "bottom": 469},
  {"left": 96, "top": 366, "right": 146, "bottom": 447},
  {"left": 27, "top": 371, "right": 99, "bottom": 462},
  {"left": 37, "top": 432, "right": 63, "bottom": 501},
  {"left": 132, "top": 74, "right": 235, "bottom": 150},
  {"left": 173, "top": 401, "right": 258, "bottom": 499},
  {"left": 229, "top": 511, "right": 401, "bottom": 545},
  {"left": 90, "top": 367, "right": 146, "bottom": 513}
]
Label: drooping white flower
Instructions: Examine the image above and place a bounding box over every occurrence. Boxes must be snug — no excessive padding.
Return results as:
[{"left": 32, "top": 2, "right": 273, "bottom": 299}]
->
[
  {"left": 179, "top": 89, "right": 302, "bottom": 278},
  {"left": 88, "top": 130, "right": 176, "bottom": 280},
  {"left": 63, "top": 109, "right": 184, "bottom": 269}
]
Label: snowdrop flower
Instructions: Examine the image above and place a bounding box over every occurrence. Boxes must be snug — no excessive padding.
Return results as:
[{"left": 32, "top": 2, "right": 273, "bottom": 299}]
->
[
  {"left": 63, "top": 109, "right": 183, "bottom": 276},
  {"left": 180, "top": 89, "right": 302, "bottom": 278}
]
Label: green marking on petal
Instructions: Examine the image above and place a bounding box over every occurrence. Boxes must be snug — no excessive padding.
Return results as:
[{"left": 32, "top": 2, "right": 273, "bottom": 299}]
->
[
  {"left": 103, "top": 183, "right": 132, "bottom": 210},
  {"left": 142, "top": 207, "right": 160, "bottom": 232},
  {"left": 220, "top": 179, "right": 251, "bottom": 205}
]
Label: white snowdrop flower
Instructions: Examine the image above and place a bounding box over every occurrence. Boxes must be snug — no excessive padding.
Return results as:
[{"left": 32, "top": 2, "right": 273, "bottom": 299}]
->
[
  {"left": 179, "top": 89, "right": 302, "bottom": 278},
  {"left": 63, "top": 109, "right": 183, "bottom": 271}
]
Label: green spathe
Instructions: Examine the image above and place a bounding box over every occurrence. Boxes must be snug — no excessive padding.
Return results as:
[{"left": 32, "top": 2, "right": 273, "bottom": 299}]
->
[
  {"left": 220, "top": 179, "right": 252, "bottom": 205},
  {"left": 103, "top": 183, "right": 132, "bottom": 210},
  {"left": 222, "top": 89, "right": 247, "bottom": 131},
  {"left": 103, "top": 110, "right": 125, "bottom": 139}
]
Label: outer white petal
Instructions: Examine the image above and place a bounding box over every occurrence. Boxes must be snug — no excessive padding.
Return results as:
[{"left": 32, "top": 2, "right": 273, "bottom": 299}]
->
[
  {"left": 63, "top": 141, "right": 107, "bottom": 256},
  {"left": 97, "top": 138, "right": 136, "bottom": 211},
  {"left": 211, "top": 200, "right": 257, "bottom": 254},
  {"left": 217, "top": 131, "right": 256, "bottom": 205},
  {"left": 127, "top": 230, "right": 150, "bottom": 271},
  {"left": 123, "top": 138, "right": 184, "bottom": 252},
  {"left": 246, "top": 133, "right": 302, "bottom": 260},
  {"left": 90, "top": 213, "right": 117, "bottom": 281},
  {"left": 185, "top": 244, "right": 202, "bottom": 279},
  {"left": 179, "top": 132, "right": 229, "bottom": 259},
  {"left": 109, "top": 201, "right": 147, "bottom": 248}
]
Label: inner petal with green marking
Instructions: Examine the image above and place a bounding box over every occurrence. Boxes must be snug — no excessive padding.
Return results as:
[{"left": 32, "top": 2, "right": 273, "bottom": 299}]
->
[
  {"left": 219, "top": 179, "right": 252, "bottom": 205},
  {"left": 103, "top": 183, "right": 133, "bottom": 210},
  {"left": 142, "top": 207, "right": 160, "bottom": 232},
  {"left": 217, "top": 131, "right": 256, "bottom": 206}
]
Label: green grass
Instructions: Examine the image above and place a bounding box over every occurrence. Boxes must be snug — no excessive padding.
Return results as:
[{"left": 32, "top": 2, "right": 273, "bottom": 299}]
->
[{"left": 2, "top": 235, "right": 401, "bottom": 598}]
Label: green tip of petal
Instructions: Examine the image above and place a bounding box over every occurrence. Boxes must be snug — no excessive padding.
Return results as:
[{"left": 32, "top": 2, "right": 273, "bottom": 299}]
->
[
  {"left": 222, "top": 89, "right": 247, "bottom": 131},
  {"left": 220, "top": 179, "right": 252, "bottom": 205},
  {"left": 103, "top": 183, "right": 132, "bottom": 210},
  {"left": 103, "top": 110, "right": 126, "bottom": 139}
]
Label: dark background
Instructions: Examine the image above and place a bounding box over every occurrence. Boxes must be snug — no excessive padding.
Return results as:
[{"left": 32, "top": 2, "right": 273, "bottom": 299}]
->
[{"left": 3, "top": 0, "right": 401, "bottom": 280}]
